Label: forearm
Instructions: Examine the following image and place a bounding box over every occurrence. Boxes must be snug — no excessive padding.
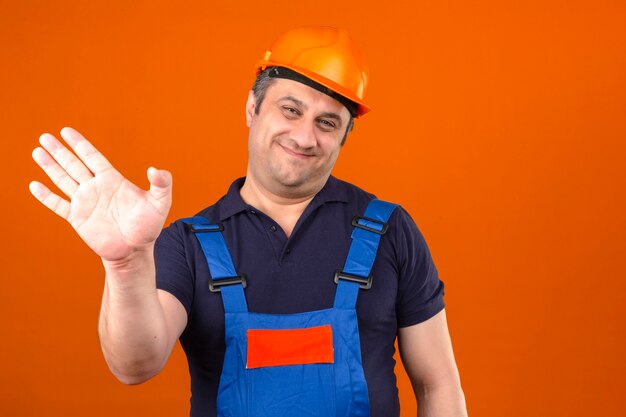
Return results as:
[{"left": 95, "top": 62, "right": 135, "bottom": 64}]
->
[
  {"left": 415, "top": 377, "right": 468, "bottom": 417},
  {"left": 98, "top": 246, "right": 171, "bottom": 384}
]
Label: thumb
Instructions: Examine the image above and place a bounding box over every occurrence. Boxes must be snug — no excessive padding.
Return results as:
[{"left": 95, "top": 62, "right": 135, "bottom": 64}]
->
[{"left": 147, "top": 167, "right": 172, "bottom": 200}]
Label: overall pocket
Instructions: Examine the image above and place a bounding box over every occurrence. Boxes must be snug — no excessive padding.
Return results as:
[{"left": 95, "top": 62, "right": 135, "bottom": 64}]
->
[{"left": 246, "top": 325, "right": 337, "bottom": 417}]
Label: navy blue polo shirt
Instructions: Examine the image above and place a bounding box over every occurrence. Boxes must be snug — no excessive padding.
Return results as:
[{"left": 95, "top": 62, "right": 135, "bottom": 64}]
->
[{"left": 155, "top": 176, "right": 445, "bottom": 417}]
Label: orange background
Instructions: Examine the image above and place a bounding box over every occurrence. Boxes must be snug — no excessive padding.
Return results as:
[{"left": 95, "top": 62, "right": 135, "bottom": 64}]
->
[{"left": 1, "top": 1, "right": 625, "bottom": 416}]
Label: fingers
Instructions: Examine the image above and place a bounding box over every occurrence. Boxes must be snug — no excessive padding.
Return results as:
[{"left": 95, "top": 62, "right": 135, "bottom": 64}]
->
[
  {"left": 60, "top": 127, "right": 114, "bottom": 174},
  {"left": 29, "top": 181, "right": 71, "bottom": 219},
  {"left": 39, "top": 133, "right": 93, "bottom": 184},
  {"left": 32, "top": 147, "right": 79, "bottom": 197},
  {"left": 147, "top": 167, "right": 173, "bottom": 201}
]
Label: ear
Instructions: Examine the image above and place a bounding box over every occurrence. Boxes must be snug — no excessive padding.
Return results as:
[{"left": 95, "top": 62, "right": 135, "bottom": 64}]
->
[{"left": 245, "top": 90, "right": 256, "bottom": 127}]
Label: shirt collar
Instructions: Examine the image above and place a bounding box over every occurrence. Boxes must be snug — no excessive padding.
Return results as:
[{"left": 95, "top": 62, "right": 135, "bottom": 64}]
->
[{"left": 218, "top": 176, "right": 350, "bottom": 222}]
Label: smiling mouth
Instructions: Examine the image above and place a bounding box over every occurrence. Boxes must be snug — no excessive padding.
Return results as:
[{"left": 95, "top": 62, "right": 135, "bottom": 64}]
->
[{"left": 280, "top": 144, "right": 314, "bottom": 159}]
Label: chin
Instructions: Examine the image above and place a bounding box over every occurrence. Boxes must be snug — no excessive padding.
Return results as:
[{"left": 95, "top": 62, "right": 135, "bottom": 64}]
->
[
  {"left": 278, "top": 177, "right": 308, "bottom": 189},
  {"left": 279, "top": 172, "right": 328, "bottom": 192},
  {"left": 272, "top": 170, "right": 308, "bottom": 187}
]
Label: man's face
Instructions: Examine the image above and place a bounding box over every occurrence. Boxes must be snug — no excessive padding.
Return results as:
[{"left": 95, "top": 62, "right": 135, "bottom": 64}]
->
[{"left": 245, "top": 78, "right": 351, "bottom": 198}]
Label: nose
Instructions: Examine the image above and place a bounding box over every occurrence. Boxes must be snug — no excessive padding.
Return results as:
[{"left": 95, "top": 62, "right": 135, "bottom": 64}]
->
[{"left": 290, "top": 118, "right": 317, "bottom": 150}]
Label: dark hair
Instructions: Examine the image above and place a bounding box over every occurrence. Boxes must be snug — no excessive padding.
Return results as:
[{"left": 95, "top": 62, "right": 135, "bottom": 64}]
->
[
  {"left": 251, "top": 68, "right": 276, "bottom": 115},
  {"left": 251, "top": 68, "right": 355, "bottom": 146}
]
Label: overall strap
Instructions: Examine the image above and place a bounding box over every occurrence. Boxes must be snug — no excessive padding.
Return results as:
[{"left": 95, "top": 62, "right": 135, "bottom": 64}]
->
[
  {"left": 333, "top": 199, "right": 398, "bottom": 309},
  {"left": 181, "top": 217, "right": 248, "bottom": 313}
]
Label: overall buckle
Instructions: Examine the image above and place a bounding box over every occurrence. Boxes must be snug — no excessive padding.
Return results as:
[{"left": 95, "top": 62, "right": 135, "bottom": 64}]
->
[
  {"left": 209, "top": 274, "right": 247, "bottom": 292},
  {"left": 185, "top": 223, "right": 224, "bottom": 233},
  {"left": 351, "top": 215, "right": 388, "bottom": 235},
  {"left": 334, "top": 270, "right": 372, "bottom": 290}
]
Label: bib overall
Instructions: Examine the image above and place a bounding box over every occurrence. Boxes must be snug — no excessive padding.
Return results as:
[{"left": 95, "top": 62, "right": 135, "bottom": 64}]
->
[{"left": 182, "top": 199, "right": 398, "bottom": 417}]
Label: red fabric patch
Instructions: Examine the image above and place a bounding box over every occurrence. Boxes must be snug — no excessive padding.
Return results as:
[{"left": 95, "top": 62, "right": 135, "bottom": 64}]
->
[{"left": 246, "top": 325, "right": 334, "bottom": 369}]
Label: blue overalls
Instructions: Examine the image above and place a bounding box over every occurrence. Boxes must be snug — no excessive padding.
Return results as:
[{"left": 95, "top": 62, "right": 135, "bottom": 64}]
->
[{"left": 182, "top": 199, "right": 398, "bottom": 417}]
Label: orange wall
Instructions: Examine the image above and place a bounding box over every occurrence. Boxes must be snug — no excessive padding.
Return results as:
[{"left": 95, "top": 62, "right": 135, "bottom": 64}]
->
[{"left": 2, "top": 1, "right": 625, "bottom": 416}]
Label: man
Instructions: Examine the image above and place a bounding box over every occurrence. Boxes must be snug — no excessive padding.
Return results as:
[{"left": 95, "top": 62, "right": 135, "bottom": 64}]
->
[{"left": 30, "top": 27, "right": 467, "bottom": 417}]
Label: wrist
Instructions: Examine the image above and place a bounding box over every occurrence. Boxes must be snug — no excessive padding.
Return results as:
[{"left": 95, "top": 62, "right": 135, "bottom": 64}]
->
[{"left": 102, "top": 245, "right": 155, "bottom": 278}]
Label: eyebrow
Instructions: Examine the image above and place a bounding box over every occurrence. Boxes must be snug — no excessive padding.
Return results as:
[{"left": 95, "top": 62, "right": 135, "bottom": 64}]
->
[
  {"left": 279, "top": 95, "right": 307, "bottom": 110},
  {"left": 278, "top": 95, "right": 344, "bottom": 128}
]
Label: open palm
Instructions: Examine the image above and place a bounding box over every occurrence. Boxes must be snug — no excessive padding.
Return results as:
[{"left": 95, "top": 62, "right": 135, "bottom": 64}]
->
[{"left": 29, "top": 127, "right": 172, "bottom": 262}]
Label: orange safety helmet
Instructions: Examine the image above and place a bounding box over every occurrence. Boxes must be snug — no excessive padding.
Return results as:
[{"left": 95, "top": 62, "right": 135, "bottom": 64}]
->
[{"left": 256, "top": 26, "right": 371, "bottom": 117}]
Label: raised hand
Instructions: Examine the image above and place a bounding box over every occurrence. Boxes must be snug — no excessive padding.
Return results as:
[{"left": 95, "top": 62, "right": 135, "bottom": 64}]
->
[{"left": 29, "top": 127, "right": 172, "bottom": 263}]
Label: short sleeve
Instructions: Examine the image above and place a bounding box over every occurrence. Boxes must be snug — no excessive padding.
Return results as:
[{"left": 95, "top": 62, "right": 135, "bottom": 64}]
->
[
  {"left": 155, "top": 222, "right": 194, "bottom": 316},
  {"left": 394, "top": 208, "right": 445, "bottom": 328}
]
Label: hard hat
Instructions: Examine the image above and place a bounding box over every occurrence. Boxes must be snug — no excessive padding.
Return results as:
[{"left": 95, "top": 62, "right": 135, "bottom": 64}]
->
[{"left": 256, "top": 26, "right": 371, "bottom": 117}]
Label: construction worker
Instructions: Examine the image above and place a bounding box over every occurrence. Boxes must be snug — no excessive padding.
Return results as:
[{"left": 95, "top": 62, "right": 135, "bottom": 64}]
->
[{"left": 30, "top": 27, "right": 467, "bottom": 417}]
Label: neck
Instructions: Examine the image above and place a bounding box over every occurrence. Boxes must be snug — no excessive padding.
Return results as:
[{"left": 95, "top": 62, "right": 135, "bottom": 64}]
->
[{"left": 239, "top": 176, "right": 321, "bottom": 238}]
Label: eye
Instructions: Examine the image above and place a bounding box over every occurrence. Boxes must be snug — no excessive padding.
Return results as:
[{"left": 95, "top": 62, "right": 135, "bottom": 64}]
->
[
  {"left": 281, "top": 106, "right": 301, "bottom": 118},
  {"left": 317, "top": 118, "right": 336, "bottom": 131}
]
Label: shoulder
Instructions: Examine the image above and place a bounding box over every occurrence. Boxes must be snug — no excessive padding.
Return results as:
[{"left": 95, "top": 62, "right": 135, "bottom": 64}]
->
[
  {"left": 327, "top": 176, "right": 427, "bottom": 244},
  {"left": 330, "top": 177, "right": 419, "bottom": 231},
  {"left": 159, "top": 176, "right": 246, "bottom": 239},
  {"left": 156, "top": 197, "right": 227, "bottom": 257},
  {"left": 327, "top": 179, "right": 433, "bottom": 271},
  {"left": 324, "top": 176, "right": 378, "bottom": 215},
  {"left": 328, "top": 176, "right": 377, "bottom": 200}
]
